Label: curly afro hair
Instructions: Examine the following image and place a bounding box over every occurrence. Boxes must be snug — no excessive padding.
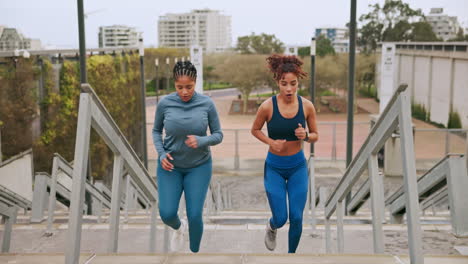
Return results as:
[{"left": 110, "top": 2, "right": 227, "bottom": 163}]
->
[{"left": 266, "top": 54, "right": 307, "bottom": 81}]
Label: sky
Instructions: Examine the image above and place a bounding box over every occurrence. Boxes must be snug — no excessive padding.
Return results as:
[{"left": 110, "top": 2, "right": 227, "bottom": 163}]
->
[{"left": 1, "top": 0, "right": 467, "bottom": 49}]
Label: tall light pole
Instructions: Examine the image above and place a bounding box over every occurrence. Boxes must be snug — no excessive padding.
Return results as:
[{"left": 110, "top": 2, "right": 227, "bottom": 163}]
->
[
  {"left": 139, "top": 38, "right": 148, "bottom": 169},
  {"left": 77, "top": 0, "right": 87, "bottom": 84},
  {"left": 310, "top": 37, "right": 316, "bottom": 157},
  {"left": 67, "top": 2, "right": 89, "bottom": 263},
  {"left": 155, "top": 58, "right": 159, "bottom": 104},
  {"left": 345, "top": 0, "right": 357, "bottom": 211},
  {"left": 166, "top": 57, "right": 170, "bottom": 91}
]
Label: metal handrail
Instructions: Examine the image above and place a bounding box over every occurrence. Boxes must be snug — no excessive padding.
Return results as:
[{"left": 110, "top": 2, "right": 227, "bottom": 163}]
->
[
  {"left": 44, "top": 154, "right": 111, "bottom": 233},
  {"left": 387, "top": 154, "right": 468, "bottom": 237},
  {"left": 0, "top": 201, "right": 17, "bottom": 252},
  {"left": 323, "top": 84, "right": 424, "bottom": 264},
  {"left": 65, "top": 84, "right": 158, "bottom": 264}
]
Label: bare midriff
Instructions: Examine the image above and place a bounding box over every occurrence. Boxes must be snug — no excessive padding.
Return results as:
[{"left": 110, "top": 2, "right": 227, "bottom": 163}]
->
[{"left": 268, "top": 140, "right": 303, "bottom": 156}]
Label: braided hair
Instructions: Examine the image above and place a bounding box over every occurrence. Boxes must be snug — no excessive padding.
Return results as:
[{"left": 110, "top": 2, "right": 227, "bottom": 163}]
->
[
  {"left": 266, "top": 54, "right": 307, "bottom": 81},
  {"left": 173, "top": 61, "right": 197, "bottom": 81}
]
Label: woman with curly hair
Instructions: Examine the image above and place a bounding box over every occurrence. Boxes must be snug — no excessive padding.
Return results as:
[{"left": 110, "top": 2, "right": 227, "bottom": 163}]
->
[
  {"left": 152, "top": 61, "right": 223, "bottom": 253},
  {"left": 251, "top": 54, "right": 318, "bottom": 253}
]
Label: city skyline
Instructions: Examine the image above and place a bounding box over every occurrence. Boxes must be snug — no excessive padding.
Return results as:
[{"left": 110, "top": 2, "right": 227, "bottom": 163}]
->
[{"left": 2, "top": 0, "right": 467, "bottom": 49}]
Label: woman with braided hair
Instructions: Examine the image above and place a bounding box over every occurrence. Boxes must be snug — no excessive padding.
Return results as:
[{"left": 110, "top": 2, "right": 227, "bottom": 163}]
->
[
  {"left": 152, "top": 60, "right": 223, "bottom": 252},
  {"left": 251, "top": 54, "right": 318, "bottom": 253}
]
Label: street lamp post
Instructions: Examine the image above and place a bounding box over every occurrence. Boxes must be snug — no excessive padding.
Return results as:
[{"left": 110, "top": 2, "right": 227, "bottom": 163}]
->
[
  {"left": 166, "top": 57, "right": 170, "bottom": 91},
  {"left": 139, "top": 38, "right": 148, "bottom": 169},
  {"left": 345, "top": 0, "right": 357, "bottom": 212},
  {"left": 155, "top": 58, "right": 159, "bottom": 104},
  {"left": 77, "top": 0, "right": 87, "bottom": 84},
  {"left": 310, "top": 37, "right": 316, "bottom": 157}
]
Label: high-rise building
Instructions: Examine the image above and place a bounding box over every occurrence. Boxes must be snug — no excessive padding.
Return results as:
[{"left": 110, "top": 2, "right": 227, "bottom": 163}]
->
[
  {"left": 98, "top": 25, "right": 141, "bottom": 48},
  {"left": 158, "top": 9, "right": 232, "bottom": 53},
  {"left": 315, "top": 27, "right": 349, "bottom": 53},
  {"left": 0, "top": 27, "right": 42, "bottom": 51},
  {"left": 426, "top": 8, "right": 460, "bottom": 41}
]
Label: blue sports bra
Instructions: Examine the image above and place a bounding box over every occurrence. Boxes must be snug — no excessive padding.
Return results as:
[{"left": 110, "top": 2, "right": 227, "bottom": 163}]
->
[{"left": 267, "top": 95, "right": 306, "bottom": 141}]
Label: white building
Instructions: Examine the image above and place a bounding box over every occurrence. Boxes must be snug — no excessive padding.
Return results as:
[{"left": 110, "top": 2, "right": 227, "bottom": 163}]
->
[
  {"left": 0, "top": 27, "right": 42, "bottom": 51},
  {"left": 98, "top": 25, "right": 141, "bottom": 48},
  {"left": 426, "top": 8, "right": 460, "bottom": 41},
  {"left": 158, "top": 9, "right": 232, "bottom": 53},
  {"left": 315, "top": 27, "right": 349, "bottom": 53}
]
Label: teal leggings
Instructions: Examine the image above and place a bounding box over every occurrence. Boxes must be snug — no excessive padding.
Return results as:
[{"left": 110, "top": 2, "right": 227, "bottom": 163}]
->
[
  {"left": 157, "top": 158, "right": 212, "bottom": 253},
  {"left": 264, "top": 151, "right": 308, "bottom": 253}
]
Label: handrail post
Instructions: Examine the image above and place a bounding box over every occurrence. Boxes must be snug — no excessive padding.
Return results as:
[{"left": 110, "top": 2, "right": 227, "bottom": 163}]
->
[
  {"left": 124, "top": 174, "right": 131, "bottom": 223},
  {"left": 447, "top": 156, "right": 468, "bottom": 237},
  {"left": 308, "top": 156, "right": 316, "bottom": 231},
  {"left": 466, "top": 131, "right": 468, "bottom": 170},
  {"left": 107, "top": 154, "right": 124, "bottom": 253},
  {"left": 1, "top": 205, "right": 17, "bottom": 253},
  {"left": 65, "top": 94, "right": 92, "bottom": 264},
  {"left": 445, "top": 129, "right": 450, "bottom": 155},
  {"left": 325, "top": 217, "right": 331, "bottom": 253},
  {"left": 398, "top": 90, "right": 424, "bottom": 264},
  {"left": 46, "top": 156, "right": 60, "bottom": 234},
  {"left": 369, "top": 154, "right": 385, "bottom": 253},
  {"left": 234, "top": 130, "right": 240, "bottom": 170},
  {"left": 163, "top": 226, "right": 170, "bottom": 253},
  {"left": 31, "top": 173, "right": 48, "bottom": 223},
  {"left": 332, "top": 123, "right": 337, "bottom": 161},
  {"left": 149, "top": 200, "right": 158, "bottom": 253},
  {"left": 336, "top": 201, "right": 344, "bottom": 253}
]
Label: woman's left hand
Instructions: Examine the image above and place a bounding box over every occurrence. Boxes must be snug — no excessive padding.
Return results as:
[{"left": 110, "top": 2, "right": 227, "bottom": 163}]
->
[
  {"left": 295, "top": 123, "right": 307, "bottom": 140},
  {"left": 185, "top": 135, "right": 198, "bottom": 148}
]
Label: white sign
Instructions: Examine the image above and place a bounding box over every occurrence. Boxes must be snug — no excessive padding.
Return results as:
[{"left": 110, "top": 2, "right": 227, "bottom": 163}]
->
[
  {"left": 190, "top": 45, "right": 203, "bottom": 94},
  {"left": 284, "top": 46, "right": 298, "bottom": 56},
  {"left": 379, "top": 43, "right": 397, "bottom": 113}
]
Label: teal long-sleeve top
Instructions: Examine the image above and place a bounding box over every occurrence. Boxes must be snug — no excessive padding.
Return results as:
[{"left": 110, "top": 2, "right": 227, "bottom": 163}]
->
[{"left": 152, "top": 92, "right": 223, "bottom": 169}]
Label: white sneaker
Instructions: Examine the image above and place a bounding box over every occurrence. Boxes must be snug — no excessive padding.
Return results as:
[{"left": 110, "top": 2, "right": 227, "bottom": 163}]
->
[
  {"left": 170, "top": 219, "right": 187, "bottom": 252},
  {"left": 264, "top": 221, "right": 277, "bottom": 251}
]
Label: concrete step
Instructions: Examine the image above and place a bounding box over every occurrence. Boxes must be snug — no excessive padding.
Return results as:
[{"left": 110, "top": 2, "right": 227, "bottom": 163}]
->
[
  {"left": 16, "top": 209, "right": 453, "bottom": 225},
  {"left": 2, "top": 223, "right": 466, "bottom": 256},
  {"left": 1, "top": 253, "right": 467, "bottom": 264}
]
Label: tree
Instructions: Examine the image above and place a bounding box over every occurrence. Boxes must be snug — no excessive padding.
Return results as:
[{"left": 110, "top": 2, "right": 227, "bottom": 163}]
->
[
  {"left": 0, "top": 58, "right": 37, "bottom": 158},
  {"left": 298, "top": 35, "right": 336, "bottom": 58},
  {"left": 215, "top": 55, "right": 270, "bottom": 113},
  {"left": 448, "top": 28, "right": 468, "bottom": 41},
  {"left": 236, "top": 33, "right": 285, "bottom": 54},
  {"left": 383, "top": 20, "right": 412, "bottom": 41},
  {"left": 358, "top": 0, "right": 428, "bottom": 52},
  {"left": 316, "top": 35, "right": 336, "bottom": 57},
  {"left": 409, "top": 22, "right": 439, "bottom": 41},
  {"left": 298, "top": 46, "right": 310, "bottom": 57}
]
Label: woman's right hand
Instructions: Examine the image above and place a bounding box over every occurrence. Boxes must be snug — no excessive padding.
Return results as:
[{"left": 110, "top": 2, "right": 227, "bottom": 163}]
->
[
  {"left": 161, "top": 153, "right": 174, "bottom": 172},
  {"left": 269, "top": 139, "right": 286, "bottom": 152}
]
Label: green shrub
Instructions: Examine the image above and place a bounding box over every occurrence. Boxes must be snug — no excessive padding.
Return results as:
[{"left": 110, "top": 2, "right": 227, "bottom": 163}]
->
[
  {"left": 320, "top": 90, "right": 336, "bottom": 96},
  {"left": 411, "top": 103, "right": 428, "bottom": 121},
  {"left": 448, "top": 111, "right": 462, "bottom": 129}
]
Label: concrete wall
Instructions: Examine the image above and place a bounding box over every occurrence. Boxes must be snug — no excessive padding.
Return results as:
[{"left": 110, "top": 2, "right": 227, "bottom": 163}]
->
[
  {"left": 0, "top": 152, "right": 34, "bottom": 201},
  {"left": 378, "top": 48, "right": 468, "bottom": 128},
  {"left": 430, "top": 58, "right": 451, "bottom": 126},
  {"left": 452, "top": 60, "right": 468, "bottom": 128},
  {"left": 413, "top": 57, "right": 431, "bottom": 107}
]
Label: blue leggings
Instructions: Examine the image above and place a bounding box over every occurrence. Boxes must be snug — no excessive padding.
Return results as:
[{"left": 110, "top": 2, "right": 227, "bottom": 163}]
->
[
  {"left": 264, "top": 151, "right": 308, "bottom": 253},
  {"left": 157, "top": 158, "right": 212, "bottom": 253}
]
